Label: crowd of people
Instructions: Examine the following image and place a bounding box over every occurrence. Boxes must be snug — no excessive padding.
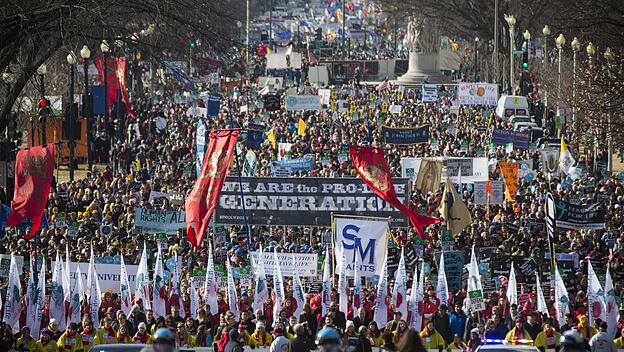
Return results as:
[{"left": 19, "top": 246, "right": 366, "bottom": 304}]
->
[{"left": 1, "top": 8, "right": 624, "bottom": 352}]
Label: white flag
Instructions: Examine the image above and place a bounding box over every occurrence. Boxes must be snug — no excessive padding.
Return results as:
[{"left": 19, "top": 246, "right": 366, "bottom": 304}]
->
[
  {"left": 27, "top": 257, "right": 45, "bottom": 340},
  {"left": 2, "top": 254, "right": 22, "bottom": 333},
  {"left": 120, "top": 255, "right": 133, "bottom": 316},
  {"left": 69, "top": 266, "right": 82, "bottom": 325},
  {"left": 465, "top": 245, "right": 483, "bottom": 313},
  {"left": 393, "top": 248, "right": 409, "bottom": 317},
  {"left": 226, "top": 258, "right": 240, "bottom": 318},
  {"left": 272, "top": 249, "right": 285, "bottom": 324},
  {"left": 587, "top": 259, "right": 606, "bottom": 323},
  {"left": 152, "top": 244, "right": 167, "bottom": 318},
  {"left": 86, "top": 247, "right": 102, "bottom": 329},
  {"left": 436, "top": 251, "right": 449, "bottom": 308},
  {"left": 605, "top": 267, "right": 618, "bottom": 339},
  {"left": 409, "top": 262, "right": 425, "bottom": 330},
  {"left": 50, "top": 252, "right": 66, "bottom": 330},
  {"left": 353, "top": 255, "right": 361, "bottom": 310},
  {"left": 190, "top": 279, "right": 200, "bottom": 320},
  {"left": 171, "top": 252, "right": 183, "bottom": 310},
  {"left": 535, "top": 272, "right": 550, "bottom": 318},
  {"left": 373, "top": 252, "right": 389, "bottom": 329},
  {"left": 554, "top": 266, "right": 570, "bottom": 327},
  {"left": 134, "top": 243, "right": 151, "bottom": 310},
  {"left": 63, "top": 245, "right": 72, "bottom": 327},
  {"left": 204, "top": 244, "right": 219, "bottom": 315},
  {"left": 337, "top": 249, "right": 348, "bottom": 314},
  {"left": 292, "top": 261, "right": 306, "bottom": 320},
  {"left": 559, "top": 136, "right": 576, "bottom": 174},
  {"left": 321, "top": 247, "right": 332, "bottom": 317},
  {"left": 252, "top": 245, "right": 269, "bottom": 314},
  {"left": 506, "top": 262, "right": 518, "bottom": 306}
]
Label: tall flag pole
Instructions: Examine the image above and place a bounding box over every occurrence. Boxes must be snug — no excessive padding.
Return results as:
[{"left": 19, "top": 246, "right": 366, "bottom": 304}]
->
[
  {"left": 120, "top": 255, "right": 133, "bottom": 316},
  {"left": 337, "top": 248, "right": 348, "bottom": 314},
  {"left": 393, "top": 248, "right": 408, "bottom": 317},
  {"left": 271, "top": 249, "right": 285, "bottom": 325},
  {"left": 506, "top": 262, "right": 518, "bottom": 306},
  {"left": 50, "top": 252, "right": 67, "bottom": 330},
  {"left": 554, "top": 263, "right": 570, "bottom": 327},
  {"left": 135, "top": 243, "right": 150, "bottom": 310},
  {"left": 535, "top": 272, "right": 550, "bottom": 318},
  {"left": 152, "top": 244, "right": 166, "bottom": 317},
  {"left": 86, "top": 247, "right": 102, "bottom": 328},
  {"left": 605, "top": 266, "right": 618, "bottom": 339},
  {"left": 204, "top": 243, "right": 219, "bottom": 315},
  {"left": 587, "top": 259, "right": 606, "bottom": 322},
  {"left": 352, "top": 255, "right": 361, "bottom": 310},
  {"left": 252, "top": 245, "right": 269, "bottom": 313},
  {"left": 226, "top": 257, "right": 240, "bottom": 318}
]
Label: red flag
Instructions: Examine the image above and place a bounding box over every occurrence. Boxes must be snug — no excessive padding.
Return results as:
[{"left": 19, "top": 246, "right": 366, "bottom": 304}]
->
[
  {"left": 349, "top": 146, "right": 440, "bottom": 239},
  {"left": 7, "top": 144, "right": 55, "bottom": 239},
  {"left": 185, "top": 129, "right": 240, "bottom": 248},
  {"left": 94, "top": 57, "right": 135, "bottom": 118}
]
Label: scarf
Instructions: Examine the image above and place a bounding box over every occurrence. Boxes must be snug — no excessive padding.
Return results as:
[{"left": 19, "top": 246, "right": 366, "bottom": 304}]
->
[
  {"left": 103, "top": 326, "right": 116, "bottom": 340},
  {"left": 134, "top": 333, "right": 149, "bottom": 344},
  {"left": 216, "top": 333, "right": 229, "bottom": 351},
  {"left": 64, "top": 331, "right": 76, "bottom": 349},
  {"left": 117, "top": 334, "right": 127, "bottom": 343},
  {"left": 544, "top": 329, "right": 556, "bottom": 348},
  {"left": 514, "top": 328, "right": 523, "bottom": 339}
]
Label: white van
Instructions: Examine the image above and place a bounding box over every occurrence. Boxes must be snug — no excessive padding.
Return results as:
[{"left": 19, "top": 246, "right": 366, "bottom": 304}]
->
[{"left": 496, "top": 95, "right": 529, "bottom": 120}]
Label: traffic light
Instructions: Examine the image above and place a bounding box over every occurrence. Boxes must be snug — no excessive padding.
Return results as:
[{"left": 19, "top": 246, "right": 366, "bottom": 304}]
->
[
  {"left": 522, "top": 50, "right": 529, "bottom": 69},
  {"left": 189, "top": 40, "right": 197, "bottom": 49},
  {"left": 37, "top": 98, "right": 51, "bottom": 117}
]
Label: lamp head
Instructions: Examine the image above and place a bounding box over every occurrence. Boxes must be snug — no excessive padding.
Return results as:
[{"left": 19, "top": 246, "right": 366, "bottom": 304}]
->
[
  {"left": 571, "top": 37, "right": 580, "bottom": 51},
  {"left": 67, "top": 51, "right": 77, "bottom": 65},
  {"left": 523, "top": 30, "right": 531, "bottom": 40},
  {"left": 604, "top": 47, "right": 615, "bottom": 61},
  {"left": 80, "top": 45, "right": 91, "bottom": 59},
  {"left": 100, "top": 40, "right": 109, "bottom": 53},
  {"left": 586, "top": 42, "right": 596, "bottom": 57},
  {"left": 555, "top": 34, "right": 566, "bottom": 48},
  {"left": 542, "top": 25, "right": 551, "bottom": 36},
  {"left": 36, "top": 64, "right": 47, "bottom": 76}
]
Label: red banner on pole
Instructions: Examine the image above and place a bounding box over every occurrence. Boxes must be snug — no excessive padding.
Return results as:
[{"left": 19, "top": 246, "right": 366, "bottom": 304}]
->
[
  {"left": 349, "top": 146, "right": 440, "bottom": 240},
  {"left": 185, "top": 129, "right": 240, "bottom": 248},
  {"left": 7, "top": 144, "right": 55, "bottom": 239},
  {"left": 94, "top": 56, "right": 135, "bottom": 118}
]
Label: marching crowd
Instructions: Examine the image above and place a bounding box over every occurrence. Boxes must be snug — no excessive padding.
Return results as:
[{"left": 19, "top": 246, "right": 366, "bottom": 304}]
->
[{"left": 1, "top": 36, "right": 624, "bottom": 352}]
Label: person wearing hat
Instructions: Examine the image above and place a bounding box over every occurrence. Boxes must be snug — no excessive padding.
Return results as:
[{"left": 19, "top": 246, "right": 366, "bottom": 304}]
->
[
  {"left": 132, "top": 322, "right": 152, "bottom": 344},
  {"left": 14, "top": 326, "right": 37, "bottom": 351},
  {"left": 577, "top": 315, "right": 598, "bottom": 341},
  {"left": 37, "top": 328, "right": 58, "bottom": 352},
  {"left": 589, "top": 321, "right": 617, "bottom": 352},
  {"left": 251, "top": 322, "right": 273, "bottom": 347},
  {"left": 342, "top": 320, "right": 361, "bottom": 350},
  {"left": 270, "top": 324, "right": 290, "bottom": 352},
  {"left": 80, "top": 318, "right": 98, "bottom": 351},
  {"left": 533, "top": 319, "right": 561, "bottom": 352},
  {"left": 505, "top": 317, "right": 532, "bottom": 344}
]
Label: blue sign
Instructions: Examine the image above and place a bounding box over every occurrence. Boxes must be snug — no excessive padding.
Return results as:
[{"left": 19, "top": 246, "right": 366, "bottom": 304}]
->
[
  {"left": 246, "top": 123, "right": 265, "bottom": 150},
  {"left": 90, "top": 86, "right": 106, "bottom": 115},
  {"left": 207, "top": 94, "right": 221, "bottom": 118},
  {"left": 272, "top": 156, "right": 314, "bottom": 172},
  {"left": 434, "top": 251, "right": 464, "bottom": 292},
  {"left": 492, "top": 129, "right": 530, "bottom": 149},
  {"left": 166, "top": 257, "right": 176, "bottom": 271}
]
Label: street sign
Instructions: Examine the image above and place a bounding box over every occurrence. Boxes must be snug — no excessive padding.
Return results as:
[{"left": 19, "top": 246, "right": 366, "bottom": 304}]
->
[{"left": 513, "top": 50, "right": 524, "bottom": 56}]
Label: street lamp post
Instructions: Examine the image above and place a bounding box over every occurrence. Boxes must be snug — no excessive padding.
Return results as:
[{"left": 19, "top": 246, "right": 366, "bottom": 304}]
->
[
  {"left": 101, "top": 40, "right": 110, "bottom": 134},
  {"left": 474, "top": 37, "right": 479, "bottom": 82},
  {"left": 67, "top": 52, "right": 77, "bottom": 181},
  {"left": 542, "top": 25, "right": 551, "bottom": 127},
  {"left": 80, "top": 45, "right": 92, "bottom": 171},
  {"left": 505, "top": 15, "right": 516, "bottom": 93},
  {"left": 36, "top": 64, "right": 47, "bottom": 146},
  {"left": 571, "top": 37, "right": 580, "bottom": 134},
  {"left": 555, "top": 33, "right": 566, "bottom": 135},
  {"left": 604, "top": 47, "right": 615, "bottom": 174}
]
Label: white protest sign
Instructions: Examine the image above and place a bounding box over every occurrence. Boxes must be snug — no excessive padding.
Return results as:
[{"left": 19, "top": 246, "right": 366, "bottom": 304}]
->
[
  {"left": 422, "top": 84, "right": 438, "bottom": 102},
  {"left": 148, "top": 191, "right": 170, "bottom": 203},
  {"left": 54, "top": 261, "right": 139, "bottom": 293},
  {"left": 458, "top": 83, "right": 499, "bottom": 105},
  {"left": 318, "top": 89, "right": 331, "bottom": 106},
  {"left": 334, "top": 217, "right": 389, "bottom": 278},
  {"left": 248, "top": 252, "right": 318, "bottom": 277},
  {"left": 285, "top": 95, "right": 321, "bottom": 111}
]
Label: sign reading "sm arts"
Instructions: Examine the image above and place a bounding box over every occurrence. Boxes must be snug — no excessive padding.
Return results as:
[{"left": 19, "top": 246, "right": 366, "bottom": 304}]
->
[{"left": 333, "top": 216, "right": 389, "bottom": 278}]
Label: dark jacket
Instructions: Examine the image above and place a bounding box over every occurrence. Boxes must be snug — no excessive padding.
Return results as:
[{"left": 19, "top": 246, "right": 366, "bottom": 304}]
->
[
  {"left": 289, "top": 336, "right": 312, "bottom": 352},
  {"left": 353, "top": 316, "right": 370, "bottom": 331},
  {"left": 432, "top": 312, "right": 452, "bottom": 344}
]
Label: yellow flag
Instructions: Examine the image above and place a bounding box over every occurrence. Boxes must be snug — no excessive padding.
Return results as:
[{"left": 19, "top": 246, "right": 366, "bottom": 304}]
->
[
  {"left": 297, "top": 118, "right": 307, "bottom": 136},
  {"left": 267, "top": 128, "right": 276, "bottom": 149}
]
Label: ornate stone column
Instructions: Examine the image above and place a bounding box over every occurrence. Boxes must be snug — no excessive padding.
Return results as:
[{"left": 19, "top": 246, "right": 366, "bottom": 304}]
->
[{"left": 397, "top": 17, "right": 449, "bottom": 84}]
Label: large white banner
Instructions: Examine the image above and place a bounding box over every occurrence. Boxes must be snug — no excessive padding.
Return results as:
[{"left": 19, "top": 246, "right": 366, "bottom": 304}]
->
[
  {"left": 54, "top": 262, "right": 139, "bottom": 293},
  {"left": 334, "top": 216, "right": 389, "bottom": 278},
  {"left": 401, "top": 157, "right": 489, "bottom": 183},
  {"left": 285, "top": 95, "right": 322, "bottom": 111},
  {"left": 458, "top": 83, "right": 499, "bottom": 105},
  {"left": 248, "top": 252, "right": 318, "bottom": 277}
]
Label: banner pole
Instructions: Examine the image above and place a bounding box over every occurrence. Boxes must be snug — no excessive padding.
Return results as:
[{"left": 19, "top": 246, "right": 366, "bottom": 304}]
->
[{"left": 226, "top": 101, "right": 251, "bottom": 248}]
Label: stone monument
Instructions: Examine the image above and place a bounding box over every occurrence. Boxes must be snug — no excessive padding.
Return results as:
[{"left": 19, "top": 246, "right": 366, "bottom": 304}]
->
[{"left": 397, "top": 17, "right": 450, "bottom": 85}]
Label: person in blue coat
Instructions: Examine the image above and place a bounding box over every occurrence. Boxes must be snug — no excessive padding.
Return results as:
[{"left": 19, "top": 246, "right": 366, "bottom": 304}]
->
[{"left": 448, "top": 303, "right": 467, "bottom": 340}]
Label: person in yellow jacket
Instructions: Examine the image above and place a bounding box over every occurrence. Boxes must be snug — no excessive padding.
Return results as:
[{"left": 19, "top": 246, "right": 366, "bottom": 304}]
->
[
  {"left": 132, "top": 322, "right": 153, "bottom": 344},
  {"left": 251, "top": 322, "right": 274, "bottom": 347},
  {"left": 237, "top": 322, "right": 255, "bottom": 346},
  {"left": 447, "top": 333, "right": 468, "bottom": 351},
  {"left": 94, "top": 318, "right": 118, "bottom": 345},
  {"left": 533, "top": 321, "right": 561, "bottom": 351},
  {"left": 116, "top": 325, "right": 133, "bottom": 344},
  {"left": 577, "top": 315, "right": 597, "bottom": 341},
  {"left": 36, "top": 329, "right": 59, "bottom": 352},
  {"left": 14, "top": 327, "right": 38, "bottom": 351},
  {"left": 419, "top": 320, "right": 446, "bottom": 350},
  {"left": 80, "top": 319, "right": 98, "bottom": 351},
  {"left": 57, "top": 323, "right": 84, "bottom": 352},
  {"left": 615, "top": 328, "right": 624, "bottom": 348},
  {"left": 175, "top": 322, "right": 196, "bottom": 347},
  {"left": 505, "top": 317, "right": 533, "bottom": 345}
]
